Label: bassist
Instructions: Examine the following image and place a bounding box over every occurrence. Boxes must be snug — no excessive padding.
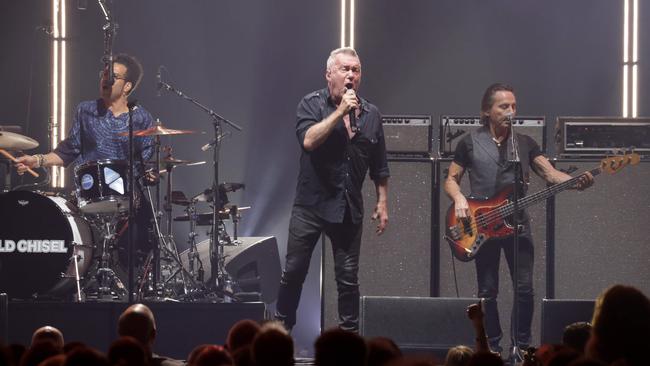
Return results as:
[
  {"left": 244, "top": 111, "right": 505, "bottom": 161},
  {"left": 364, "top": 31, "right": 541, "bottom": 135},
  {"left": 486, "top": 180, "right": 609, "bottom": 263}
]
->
[{"left": 443, "top": 83, "right": 593, "bottom": 355}]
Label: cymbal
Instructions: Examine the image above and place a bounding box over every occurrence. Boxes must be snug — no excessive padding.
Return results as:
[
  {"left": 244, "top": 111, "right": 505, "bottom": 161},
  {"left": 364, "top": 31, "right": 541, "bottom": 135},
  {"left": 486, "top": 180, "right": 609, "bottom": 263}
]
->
[
  {"left": 193, "top": 183, "right": 245, "bottom": 202},
  {"left": 170, "top": 190, "right": 191, "bottom": 206},
  {"left": 173, "top": 212, "right": 229, "bottom": 225},
  {"left": 173, "top": 206, "right": 250, "bottom": 225},
  {"left": 0, "top": 131, "right": 39, "bottom": 150},
  {"left": 119, "top": 125, "right": 198, "bottom": 137},
  {"left": 147, "top": 157, "right": 205, "bottom": 169}
]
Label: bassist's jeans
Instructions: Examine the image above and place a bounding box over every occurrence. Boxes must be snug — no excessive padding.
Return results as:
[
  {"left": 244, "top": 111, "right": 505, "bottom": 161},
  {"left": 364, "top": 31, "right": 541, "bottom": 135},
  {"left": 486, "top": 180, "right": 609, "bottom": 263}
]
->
[{"left": 475, "top": 235, "right": 534, "bottom": 353}]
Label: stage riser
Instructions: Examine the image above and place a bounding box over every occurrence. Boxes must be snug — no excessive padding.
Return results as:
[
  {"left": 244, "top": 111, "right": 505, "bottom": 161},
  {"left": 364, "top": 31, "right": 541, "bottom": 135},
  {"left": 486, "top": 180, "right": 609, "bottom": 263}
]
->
[{"left": 0, "top": 302, "right": 265, "bottom": 360}]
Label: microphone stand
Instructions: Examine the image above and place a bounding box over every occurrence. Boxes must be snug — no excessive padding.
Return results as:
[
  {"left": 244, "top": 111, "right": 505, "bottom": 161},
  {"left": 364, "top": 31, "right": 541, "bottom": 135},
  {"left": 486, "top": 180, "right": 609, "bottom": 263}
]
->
[
  {"left": 158, "top": 79, "right": 242, "bottom": 300},
  {"left": 97, "top": 0, "right": 136, "bottom": 302},
  {"left": 127, "top": 100, "right": 136, "bottom": 304},
  {"left": 508, "top": 117, "right": 523, "bottom": 364}
]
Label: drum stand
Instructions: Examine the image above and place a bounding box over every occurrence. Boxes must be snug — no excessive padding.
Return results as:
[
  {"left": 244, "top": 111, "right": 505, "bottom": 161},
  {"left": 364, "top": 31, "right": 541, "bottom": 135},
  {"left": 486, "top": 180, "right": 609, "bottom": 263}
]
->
[
  {"left": 185, "top": 200, "right": 205, "bottom": 282},
  {"left": 83, "top": 217, "right": 128, "bottom": 301},
  {"left": 143, "top": 171, "right": 205, "bottom": 300}
]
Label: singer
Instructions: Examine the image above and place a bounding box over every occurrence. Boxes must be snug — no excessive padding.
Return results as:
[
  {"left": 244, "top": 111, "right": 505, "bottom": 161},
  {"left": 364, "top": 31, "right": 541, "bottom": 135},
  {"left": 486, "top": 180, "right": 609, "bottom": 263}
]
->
[
  {"left": 443, "top": 83, "right": 594, "bottom": 356},
  {"left": 275, "top": 47, "right": 390, "bottom": 332}
]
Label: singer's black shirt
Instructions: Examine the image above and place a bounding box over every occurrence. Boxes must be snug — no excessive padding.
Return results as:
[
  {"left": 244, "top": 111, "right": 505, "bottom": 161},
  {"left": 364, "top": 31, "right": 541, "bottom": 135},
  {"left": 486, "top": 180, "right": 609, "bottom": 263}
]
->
[{"left": 293, "top": 88, "right": 389, "bottom": 224}]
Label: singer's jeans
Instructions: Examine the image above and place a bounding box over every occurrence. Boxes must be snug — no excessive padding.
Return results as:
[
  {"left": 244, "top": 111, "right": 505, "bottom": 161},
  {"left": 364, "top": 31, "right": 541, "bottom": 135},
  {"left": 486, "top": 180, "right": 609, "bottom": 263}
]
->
[
  {"left": 475, "top": 235, "right": 534, "bottom": 353},
  {"left": 275, "top": 205, "right": 362, "bottom": 332}
]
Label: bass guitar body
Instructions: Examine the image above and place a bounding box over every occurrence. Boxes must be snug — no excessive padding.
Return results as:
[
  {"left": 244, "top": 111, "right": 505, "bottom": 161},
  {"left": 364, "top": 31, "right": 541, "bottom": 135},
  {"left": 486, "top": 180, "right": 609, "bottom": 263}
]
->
[{"left": 445, "top": 185, "right": 521, "bottom": 262}]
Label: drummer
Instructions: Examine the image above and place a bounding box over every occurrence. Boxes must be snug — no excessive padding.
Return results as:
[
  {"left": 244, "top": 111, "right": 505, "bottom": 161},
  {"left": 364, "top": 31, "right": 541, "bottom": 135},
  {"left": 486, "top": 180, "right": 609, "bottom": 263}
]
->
[
  {"left": 15, "top": 53, "right": 154, "bottom": 173},
  {"left": 14, "top": 54, "right": 155, "bottom": 269}
]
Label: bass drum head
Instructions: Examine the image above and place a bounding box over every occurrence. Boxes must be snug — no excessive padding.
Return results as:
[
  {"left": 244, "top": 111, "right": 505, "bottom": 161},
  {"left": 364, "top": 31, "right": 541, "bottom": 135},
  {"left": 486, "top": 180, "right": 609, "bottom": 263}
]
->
[{"left": 0, "top": 191, "right": 77, "bottom": 299}]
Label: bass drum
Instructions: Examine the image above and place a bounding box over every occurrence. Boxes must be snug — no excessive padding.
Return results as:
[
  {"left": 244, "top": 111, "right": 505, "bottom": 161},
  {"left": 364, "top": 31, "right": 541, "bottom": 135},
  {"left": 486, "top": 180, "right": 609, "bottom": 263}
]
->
[{"left": 0, "top": 191, "right": 94, "bottom": 299}]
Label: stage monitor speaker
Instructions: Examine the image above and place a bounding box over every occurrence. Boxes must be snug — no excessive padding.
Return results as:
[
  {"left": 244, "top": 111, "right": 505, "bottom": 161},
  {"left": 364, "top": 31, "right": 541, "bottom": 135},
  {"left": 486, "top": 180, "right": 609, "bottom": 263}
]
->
[
  {"left": 180, "top": 236, "right": 281, "bottom": 304},
  {"left": 360, "top": 296, "right": 478, "bottom": 355},
  {"left": 541, "top": 299, "right": 595, "bottom": 345},
  {"left": 322, "top": 159, "right": 433, "bottom": 329},
  {"left": 438, "top": 115, "right": 546, "bottom": 157}
]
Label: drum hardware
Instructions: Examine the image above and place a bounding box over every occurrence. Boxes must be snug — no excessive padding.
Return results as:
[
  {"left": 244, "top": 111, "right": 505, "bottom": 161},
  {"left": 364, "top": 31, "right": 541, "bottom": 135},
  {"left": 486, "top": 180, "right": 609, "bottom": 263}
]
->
[
  {"left": 181, "top": 197, "right": 204, "bottom": 284},
  {"left": 82, "top": 218, "right": 128, "bottom": 301},
  {"left": 71, "top": 254, "right": 83, "bottom": 302},
  {"left": 157, "top": 72, "right": 243, "bottom": 301},
  {"left": 142, "top": 184, "right": 206, "bottom": 300}
]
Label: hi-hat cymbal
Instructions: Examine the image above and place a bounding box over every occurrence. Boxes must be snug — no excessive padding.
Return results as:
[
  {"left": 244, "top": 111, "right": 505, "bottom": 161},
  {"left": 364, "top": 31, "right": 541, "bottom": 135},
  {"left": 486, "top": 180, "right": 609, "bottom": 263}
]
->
[
  {"left": 0, "top": 131, "right": 39, "bottom": 151},
  {"left": 119, "top": 125, "right": 198, "bottom": 137}
]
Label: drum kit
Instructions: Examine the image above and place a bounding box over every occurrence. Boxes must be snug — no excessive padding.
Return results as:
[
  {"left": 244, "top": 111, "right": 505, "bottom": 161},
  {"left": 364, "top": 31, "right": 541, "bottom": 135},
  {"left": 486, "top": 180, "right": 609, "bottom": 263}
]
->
[{"left": 0, "top": 123, "right": 249, "bottom": 303}]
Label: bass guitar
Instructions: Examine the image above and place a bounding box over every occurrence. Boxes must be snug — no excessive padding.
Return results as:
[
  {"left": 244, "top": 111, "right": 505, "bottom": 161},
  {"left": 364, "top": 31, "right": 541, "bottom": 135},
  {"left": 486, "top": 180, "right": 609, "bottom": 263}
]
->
[{"left": 445, "top": 153, "right": 640, "bottom": 262}]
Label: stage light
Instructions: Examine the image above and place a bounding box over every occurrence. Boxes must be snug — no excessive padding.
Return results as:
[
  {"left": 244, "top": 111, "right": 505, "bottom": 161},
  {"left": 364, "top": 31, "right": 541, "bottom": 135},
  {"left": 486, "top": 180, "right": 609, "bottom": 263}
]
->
[
  {"left": 340, "top": 0, "right": 355, "bottom": 48},
  {"left": 340, "top": 0, "right": 346, "bottom": 48},
  {"left": 622, "top": 0, "right": 639, "bottom": 118},
  {"left": 350, "top": 0, "right": 355, "bottom": 49},
  {"left": 631, "top": 0, "right": 638, "bottom": 117},
  {"left": 51, "top": 0, "right": 67, "bottom": 187}
]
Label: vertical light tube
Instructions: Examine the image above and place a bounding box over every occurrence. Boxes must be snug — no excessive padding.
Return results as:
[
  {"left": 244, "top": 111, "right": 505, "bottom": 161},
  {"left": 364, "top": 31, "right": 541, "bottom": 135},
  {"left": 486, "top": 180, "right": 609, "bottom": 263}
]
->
[
  {"left": 340, "top": 0, "right": 346, "bottom": 48},
  {"left": 632, "top": 64, "right": 638, "bottom": 117},
  {"left": 632, "top": 0, "right": 638, "bottom": 63},
  {"left": 623, "top": 64, "right": 629, "bottom": 117},
  {"left": 59, "top": 0, "right": 67, "bottom": 186},
  {"left": 52, "top": 0, "right": 60, "bottom": 186},
  {"left": 631, "top": 0, "right": 638, "bottom": 118},
  {"left": 623, "top": 0, "right": 630, "bottom": 62},
  {"left": 350, "top": 0, "right": 355, "bottom": 49}
]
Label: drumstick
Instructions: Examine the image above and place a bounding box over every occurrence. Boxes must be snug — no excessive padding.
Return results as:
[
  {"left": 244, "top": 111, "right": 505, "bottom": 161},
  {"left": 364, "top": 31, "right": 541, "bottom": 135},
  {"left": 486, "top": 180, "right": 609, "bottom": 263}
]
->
[{"left": 0, "top": 148, "right": 40, "bottom": 177}]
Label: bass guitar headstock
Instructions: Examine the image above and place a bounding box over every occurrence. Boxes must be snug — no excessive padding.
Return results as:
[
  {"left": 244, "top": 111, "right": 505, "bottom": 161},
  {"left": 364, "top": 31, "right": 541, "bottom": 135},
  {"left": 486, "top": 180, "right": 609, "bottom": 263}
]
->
[{"left": 600, "top": 152, "right": 640, "bottom": 174}]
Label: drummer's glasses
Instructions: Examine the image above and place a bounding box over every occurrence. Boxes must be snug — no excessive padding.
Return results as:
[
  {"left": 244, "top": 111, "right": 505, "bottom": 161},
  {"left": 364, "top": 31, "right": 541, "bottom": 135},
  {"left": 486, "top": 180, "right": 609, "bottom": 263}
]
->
[{"left": 99, "top": 70, "right": 126, "bottom": 81}]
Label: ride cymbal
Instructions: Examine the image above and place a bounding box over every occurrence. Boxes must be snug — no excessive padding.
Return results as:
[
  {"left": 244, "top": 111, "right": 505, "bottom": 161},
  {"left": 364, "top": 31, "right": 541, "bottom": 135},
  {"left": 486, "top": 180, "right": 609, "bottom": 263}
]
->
[{"left": 119, "top": 125, "right": 198, "bottom": 137}]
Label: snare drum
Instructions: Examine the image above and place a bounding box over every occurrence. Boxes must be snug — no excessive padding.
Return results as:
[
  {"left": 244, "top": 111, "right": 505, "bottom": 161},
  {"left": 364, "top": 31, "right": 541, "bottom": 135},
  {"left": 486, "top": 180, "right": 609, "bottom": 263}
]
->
[
  {"left": 75, "top": 159, "right": 130, "bottom": 214},
  {"left": 0, "top": 191, "right": 94, "bottom": 299}
]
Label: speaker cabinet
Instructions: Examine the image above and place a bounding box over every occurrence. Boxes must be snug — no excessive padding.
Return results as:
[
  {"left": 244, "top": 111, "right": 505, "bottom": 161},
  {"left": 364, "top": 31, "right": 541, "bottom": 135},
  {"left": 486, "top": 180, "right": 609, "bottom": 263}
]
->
[
  {"left": 437, "top": 116, "right": 546, "bottom": 157},
  {"left": 552, "top": 159, "right": 650, "bottom": 299},
  {"left": 382, "top": 115, "right": 432, "bottom": 155},
  {"left": 360, "top": 296, "right": 478, "bottom": 355},
  {"left": 541, "top": 299, "right": 595, "bottom": 344},
  {"left": 322, "top": 158, "right": 434, "bottom": 329},
  {"left": 180, "top": 236, "right": 281, "bottom": 304}
]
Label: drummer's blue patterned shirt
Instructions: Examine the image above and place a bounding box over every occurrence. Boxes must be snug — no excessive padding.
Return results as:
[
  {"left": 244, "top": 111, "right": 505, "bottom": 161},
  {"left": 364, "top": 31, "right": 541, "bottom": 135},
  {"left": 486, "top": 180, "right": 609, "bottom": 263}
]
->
[{"left": 54, "top": 99, "right": 154, "bottom": 169}]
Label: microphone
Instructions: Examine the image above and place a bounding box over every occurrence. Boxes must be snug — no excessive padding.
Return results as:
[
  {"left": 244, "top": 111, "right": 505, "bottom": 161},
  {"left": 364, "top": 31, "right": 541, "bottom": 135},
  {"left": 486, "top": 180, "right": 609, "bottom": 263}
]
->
[
  {"left": 156, "top": 66, "right": 163, "bottom": 97},
  {"left": 200, "top": 132, "right": 231, "bottom": 151},
  {"left": 504, "top": 112, "right": 514, "bottom": 123},
  {"left": 345, "top": 83, "right": 359, "bottom": 132}
]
